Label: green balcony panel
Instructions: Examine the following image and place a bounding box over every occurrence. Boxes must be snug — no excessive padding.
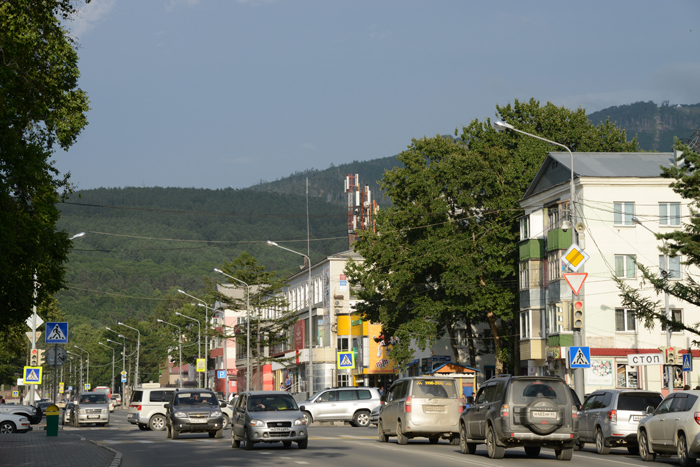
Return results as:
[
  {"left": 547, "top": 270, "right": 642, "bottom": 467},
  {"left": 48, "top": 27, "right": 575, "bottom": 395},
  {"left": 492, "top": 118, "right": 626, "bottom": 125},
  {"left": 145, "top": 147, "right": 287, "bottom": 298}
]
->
[
  {"left": 519, "top": 239, "right": 545, "bottom": 261},
  {"left": 547, "top": 229, "right": 572, "bottom": 251},
  {"left": 548, "top": 334, "right": 574, "bottom": 347}
]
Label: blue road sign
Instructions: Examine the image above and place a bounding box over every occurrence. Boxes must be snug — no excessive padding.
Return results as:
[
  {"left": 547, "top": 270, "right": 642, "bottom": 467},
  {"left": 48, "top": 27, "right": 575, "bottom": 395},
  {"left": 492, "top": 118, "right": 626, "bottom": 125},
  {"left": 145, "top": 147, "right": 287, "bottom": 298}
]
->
[
  {"left": 569, "top": 346, "right": 591, "bottom": 369},
  {"left": 68, "top": 386, "right": 73, "bottom": 391},
  {"left": 337, "top": 351, "right": 355, "bottom": 369},
  {"left": 683, "top": 353, "right": 692, "bottom": 372},
  {"left": 45, "top": 322, "right": 69, "bottom": 344},
  {"left": 24, "top": 366, "right": 42, "bottom": 384},
  {"left": 217, "top": 370, "right": 226, "bottom": 379},
  {"left": 121, "top": 375, "right": 127, "bottom": 382}
]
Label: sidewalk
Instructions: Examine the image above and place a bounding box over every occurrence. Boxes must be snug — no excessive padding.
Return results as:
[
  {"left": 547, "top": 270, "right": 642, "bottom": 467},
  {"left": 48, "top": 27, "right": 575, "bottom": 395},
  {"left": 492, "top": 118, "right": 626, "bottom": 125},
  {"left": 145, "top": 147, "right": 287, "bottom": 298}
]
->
[{"left": 0, "top": 429, "right": 119, "bottom": 467}]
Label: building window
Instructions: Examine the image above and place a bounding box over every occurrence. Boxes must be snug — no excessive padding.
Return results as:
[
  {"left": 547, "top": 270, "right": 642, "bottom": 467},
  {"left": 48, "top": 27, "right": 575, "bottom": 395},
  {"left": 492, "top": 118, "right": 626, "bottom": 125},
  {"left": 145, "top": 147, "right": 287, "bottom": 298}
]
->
[
  {"left": 661, "top": 309, "right": 684, "bottom": 333},
  {"left": 663, "top": 365, "right": 684, "bottom": 389},
  {"left": 547, "top": 303, "right": 563, "bottom": 334},
  {"left": 337, "top": 374, "right": 350, "bottom": 387},
  {"left": 483, "top": 366, "right": 495, "bottom": 380},
  {"left": 659, "top": 202, "right": 681, "bottom": 226},
  {"left": 617, "top": 364, "right": 639, "bottom": 388},
  {"left": 519, "top": 262, "right": 529, "bottom": 290},
  {"left": 615, "top": 308, "right": 636, "bottom": 332},
  {"left": 548, "top": 206, "right": 560, "bottom": 231},
  {"left": 520, "top": 216, "right": 529, "bottom": 240},
  {"left": 337, "top": 336, "right": 350, "bottom": 351},
  {"left": 660, "top": 255, "right": 681, "bottom": 279},
  {"left": 520, "top": 310, "right": 531, "bottom": 339},
  {"left": 547, "top": 250, "right": 562, "bottom": 281},
  {"left": 615, "top": 255, "right": 636, "bottom": 278},
  {"left": 614, "top": 202, "right": 635, "bottom": 225}
]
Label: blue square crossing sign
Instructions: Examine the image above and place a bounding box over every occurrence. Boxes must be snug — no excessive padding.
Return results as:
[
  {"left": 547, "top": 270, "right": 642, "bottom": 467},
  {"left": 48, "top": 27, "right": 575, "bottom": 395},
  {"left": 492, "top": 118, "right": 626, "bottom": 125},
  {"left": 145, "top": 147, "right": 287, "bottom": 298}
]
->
[
  {"left": 337, "top": 351, "right": 355, "bottom": 369},
  {"left": 569, "top": 346, "right": 591, "bottom": 369},
  {"left": 683, "top": 353, "right": 692, "bottom": 372},
  {"left": 45, "top": 322, "right": 69, "bottom": 344}
]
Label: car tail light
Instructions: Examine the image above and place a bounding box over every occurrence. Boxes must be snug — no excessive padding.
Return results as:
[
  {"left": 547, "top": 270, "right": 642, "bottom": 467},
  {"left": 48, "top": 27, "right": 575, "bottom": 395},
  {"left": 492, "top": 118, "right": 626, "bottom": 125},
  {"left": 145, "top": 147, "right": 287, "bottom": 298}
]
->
[
  {"left": 404, "top": 396, "right": 412, "bottom": 413},
  {"left": 694, "top": 412, "right": 700, "bottom": 425},
  {"left": 459, "top": 405, "right": 463, "bottom": 414},
  {"left": 608, "top": 410, "right": 617, "bottom": 423},
  {"left": 572, "top": 405, "right": 578, "bottom": 419},
  {"left": 501, "top": 404, "right": 509, "bottom": 417}
]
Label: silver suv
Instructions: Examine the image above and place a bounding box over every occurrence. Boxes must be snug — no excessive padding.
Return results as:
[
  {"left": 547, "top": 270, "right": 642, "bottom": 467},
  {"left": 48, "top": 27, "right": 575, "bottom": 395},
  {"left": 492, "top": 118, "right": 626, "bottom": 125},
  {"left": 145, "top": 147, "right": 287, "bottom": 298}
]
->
[
  {"left": 72, "top": 392, "right": 110, "bottom": 427},
  {"left": 578, "top": 389, "right": 662, "bottom": 455},
  {"left": 378, "top": 377, "right": 461, "bottom": 445},
  {"left": 299, "top": 387, "right": 381, "bottom": 427},
  {"left": 127, "top": 387, "right": 176, "bottom": 431}
]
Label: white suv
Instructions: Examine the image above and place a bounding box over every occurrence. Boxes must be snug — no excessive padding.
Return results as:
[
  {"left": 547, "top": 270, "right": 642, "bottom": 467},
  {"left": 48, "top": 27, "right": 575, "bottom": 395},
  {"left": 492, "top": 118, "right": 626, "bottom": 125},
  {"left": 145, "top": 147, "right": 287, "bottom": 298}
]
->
[
  {"left": 299, "top": 387, "right": 381, "bottom": 427},
  {"left": 127, "top": 387, "right": 176, "bottom": 431}
]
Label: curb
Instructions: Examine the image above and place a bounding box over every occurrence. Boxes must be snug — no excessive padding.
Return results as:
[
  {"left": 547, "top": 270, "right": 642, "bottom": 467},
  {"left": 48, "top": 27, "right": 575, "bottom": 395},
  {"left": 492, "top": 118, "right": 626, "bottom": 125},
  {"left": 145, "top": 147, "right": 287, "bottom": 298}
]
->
[{"left": 76, "top": 435, "right": 122, "bottom": 467}]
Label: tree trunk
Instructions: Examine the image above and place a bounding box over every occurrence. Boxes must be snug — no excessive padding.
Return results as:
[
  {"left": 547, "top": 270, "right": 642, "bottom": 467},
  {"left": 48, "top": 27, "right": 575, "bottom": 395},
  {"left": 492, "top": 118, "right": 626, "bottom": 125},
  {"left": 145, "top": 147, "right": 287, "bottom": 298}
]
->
[
  {"left": 465, "top": 318, "right": 477, "bottom": 368},
  {"left": 446, "top": 320, "right": 460, "bottom": 365},
  {"left": 486, "top": 309, "right": 503, "bottom": 374}
]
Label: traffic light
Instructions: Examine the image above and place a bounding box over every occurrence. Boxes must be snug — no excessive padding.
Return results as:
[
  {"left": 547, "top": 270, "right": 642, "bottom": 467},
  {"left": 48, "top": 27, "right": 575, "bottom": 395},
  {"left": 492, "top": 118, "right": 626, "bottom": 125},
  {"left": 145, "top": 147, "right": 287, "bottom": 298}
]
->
[
  {"left": 666, "top": 347, "right": 675, "bottom": 365},
  {"left": 573, "top": 300, "right": 584, "bottom": 329},
  {"left": 37, "top": 349, "right": 45, "bottom": 365},
  {"left": 30, "top": 349, "right": 38, "bottom": 366}
]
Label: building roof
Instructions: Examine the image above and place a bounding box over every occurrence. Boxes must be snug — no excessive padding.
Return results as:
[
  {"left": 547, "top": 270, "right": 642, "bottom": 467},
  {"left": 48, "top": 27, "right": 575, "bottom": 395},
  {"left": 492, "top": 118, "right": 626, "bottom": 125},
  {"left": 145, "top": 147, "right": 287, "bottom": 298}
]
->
[
  {"left": 430, "top": 362, "right": 480, "bottom": 374},
  {"left": 523, "top": 151, "right": 676, "bottom": 200}
]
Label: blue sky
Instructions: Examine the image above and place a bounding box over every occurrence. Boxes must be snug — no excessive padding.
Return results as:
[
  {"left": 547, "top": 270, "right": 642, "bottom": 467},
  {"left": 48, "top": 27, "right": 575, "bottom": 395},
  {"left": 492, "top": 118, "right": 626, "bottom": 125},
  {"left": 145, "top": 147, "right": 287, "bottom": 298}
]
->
[{"left": 56, "top": 0, "right": 700, "bottom": 191}]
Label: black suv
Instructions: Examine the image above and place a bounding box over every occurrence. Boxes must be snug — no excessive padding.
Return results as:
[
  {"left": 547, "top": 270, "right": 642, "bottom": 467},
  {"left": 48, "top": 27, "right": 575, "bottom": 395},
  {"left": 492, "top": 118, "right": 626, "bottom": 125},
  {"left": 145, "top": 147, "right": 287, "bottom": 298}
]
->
[
  {"left": 459, "top": 375, "right": 579, "bottom": 461},
  {"left": 165, "top": 389, "right": 226, "bottom": 439}
]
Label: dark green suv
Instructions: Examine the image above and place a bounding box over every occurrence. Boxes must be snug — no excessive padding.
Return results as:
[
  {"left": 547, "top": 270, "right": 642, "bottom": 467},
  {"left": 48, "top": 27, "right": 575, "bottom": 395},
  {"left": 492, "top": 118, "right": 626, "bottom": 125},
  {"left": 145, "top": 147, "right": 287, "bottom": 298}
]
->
[{"left": 459, "top": 376, "right": 579, "bottom": 461}]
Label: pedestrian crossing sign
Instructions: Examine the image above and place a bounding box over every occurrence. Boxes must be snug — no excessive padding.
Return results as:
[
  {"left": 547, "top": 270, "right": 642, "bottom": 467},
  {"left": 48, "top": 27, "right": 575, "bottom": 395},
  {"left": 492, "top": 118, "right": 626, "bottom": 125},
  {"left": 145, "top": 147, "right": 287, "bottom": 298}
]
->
[
  {"left": 337, "top": 351, "right": 355, "bottom": 369},
  {"left": 569, "top": 346, "right": 591, "bottom": 369},
  {"left": 683, "top": 353, "right": 692, "bottom": 372},
  {"left": 23, "top": 366, "right": 42, "bottom": 385},
  {"left": 12, "top": 391, "right": 18, "bottom": 397},
  {"left": 45, "top": 322, "right": 68, "bottom": 344}
]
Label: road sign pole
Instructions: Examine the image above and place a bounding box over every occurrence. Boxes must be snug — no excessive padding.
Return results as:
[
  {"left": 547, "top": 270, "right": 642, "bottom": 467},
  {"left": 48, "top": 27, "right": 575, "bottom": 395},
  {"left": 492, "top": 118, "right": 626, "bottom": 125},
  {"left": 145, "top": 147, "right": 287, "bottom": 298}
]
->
[{"left": 53, "top": 344, "right": 58, "bottom": 404}]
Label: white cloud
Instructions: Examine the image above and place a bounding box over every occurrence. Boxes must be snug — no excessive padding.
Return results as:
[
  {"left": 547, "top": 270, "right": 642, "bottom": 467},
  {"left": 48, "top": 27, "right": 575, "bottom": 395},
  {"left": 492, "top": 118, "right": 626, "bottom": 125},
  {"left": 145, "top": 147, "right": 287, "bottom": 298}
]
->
[
  {"left": 66, "top": 0, "right": 117, "bottom": 38},
  {"left": 301, "top": 143, "right": 316, "bottom": 151}
]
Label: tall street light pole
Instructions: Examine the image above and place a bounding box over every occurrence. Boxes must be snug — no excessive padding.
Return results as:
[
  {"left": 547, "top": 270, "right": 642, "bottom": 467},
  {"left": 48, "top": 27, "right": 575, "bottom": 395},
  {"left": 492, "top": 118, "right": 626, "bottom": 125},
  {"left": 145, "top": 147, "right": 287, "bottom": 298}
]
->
[
  {"left": 107, "top": 337, "right": 126, "bottom": 402},
  {"left": 74, "top": 345, "right": 90, "bottom": 390},
  {"left": 214, "top": 269, "right": 250, "bottom": 393},
  {"left": 267, "top": 241, "right": 314, "bottom": 395},
  {"left": 632, "top": 216, "right": 674, "bottom": 394},
  {"left": 98, "top": 342, "right": 116, "bottom": 395},
  {"left": 178, "top": 289, "right": 211, "bottom": 389},
  {"left": 158, "top": 319, "right": 183, "bottom": 388},
  {"left": 176, "top": 311, "right": 201, "bottom": 388},
  {"left": 118, "top": 322, "right": 140, "bottom": 389},
  {"left": 493, "top": 121, "right": 583, "bottom": 400},
  {"left": 66, "top": 351, "right": 83, "bottom": 397}
]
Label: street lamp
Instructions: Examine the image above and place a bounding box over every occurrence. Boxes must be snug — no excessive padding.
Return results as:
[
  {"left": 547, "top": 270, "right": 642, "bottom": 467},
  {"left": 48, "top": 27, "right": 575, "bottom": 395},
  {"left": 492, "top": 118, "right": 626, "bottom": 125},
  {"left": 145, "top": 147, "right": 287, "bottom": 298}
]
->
[
  {"left": 175, "top": 311, "right": 201, "bottom": 388},
  {"left": 118, "top": 322, "right": 140, "bottom": 388},
  {"left": 267, "top": 240, "right": 314, "bottom": 394},
  {"left": 178, "top": 289, "right": 211, "bottom": 389},
  {"left": 106, "top": 336, "right": 126, "bottom": 401},
  {"left": 98, "top": 342, "right": 116, "bottom": 395},
  {"left": 74, "top": 345, "right": 90, "bottom": 390},
  {"left": 66, "top": 350, "right": 83, "bottom": 396},
  {"left": 632, "top": 216, "right": 674, "bottom": 393},
  {"left": 158, "top": 319, "right": 183, "bottom": 388},
  {"left": 213, "top": 269, "right": 250, "bottom": 394},
  {"left": 492, "top": 121, "right": 583, "bottom": 399}
]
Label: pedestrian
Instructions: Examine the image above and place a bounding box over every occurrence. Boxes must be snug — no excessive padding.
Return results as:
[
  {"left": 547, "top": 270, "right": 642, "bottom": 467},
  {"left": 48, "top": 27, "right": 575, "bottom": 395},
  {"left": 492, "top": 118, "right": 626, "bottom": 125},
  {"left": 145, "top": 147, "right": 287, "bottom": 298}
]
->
[
  {"left": 379, "top": 387, "right": 385, "bottom": 398},
  {"left": 285, "top": 375, "right": 292, "bottom": 392},
  {"left": 0, "top": 396, "right": 5, "bottom": 404},
  {"left": 684, "top": 385, "right": 691, "bottom": 390}
]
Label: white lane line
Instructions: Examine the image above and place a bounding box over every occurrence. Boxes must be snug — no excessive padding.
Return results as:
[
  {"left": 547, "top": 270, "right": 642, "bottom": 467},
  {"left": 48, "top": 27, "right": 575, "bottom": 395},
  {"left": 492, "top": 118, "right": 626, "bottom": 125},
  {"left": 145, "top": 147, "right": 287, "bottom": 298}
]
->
[
  {"left": 136, "top": 440, "right": 155, "bottom": 443},
  {"left": 338, "top": 435, "right": 374, "bottom": 438},
  {"left": 258, "top": 451, "right": 272, "bottom": 454},
  {"left": 102, "top": 440, "right": 122, "bottom": 444},
  {"left": 294, "top": 462, "right": 309, "bottom": 465}
]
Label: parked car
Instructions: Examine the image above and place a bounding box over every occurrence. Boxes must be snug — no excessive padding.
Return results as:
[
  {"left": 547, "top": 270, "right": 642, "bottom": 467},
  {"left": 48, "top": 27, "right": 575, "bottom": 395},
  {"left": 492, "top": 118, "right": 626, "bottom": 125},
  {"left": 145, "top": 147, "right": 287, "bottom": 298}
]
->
[
  {"left": 127, "top": 387, "right": 176, "bottom": 431},
  {"left": 72, "top": 392, "right": 110, "bottom": 427},
  {"left": 0, "top": 413, "right": 31, "bottom": 434},
  {"left": 638, "top": 390, "right": 700, "bottom": 466},
  {"left": 378, "top": 377, "right": 461, "bottom": 445},
  {"left": 370, "top": 405, "right": 381, "bottom": 426},
  {"left": 578, "top": 389, "right": 662, "bottom": 454},
  {"left": 110, "top": 394, "right": 122, "bottom": 407},
  {"left": 165, "top": 389, "right": 225, "bottom": 439},
  {"left": 0, "top": 403, "right": 41, "bottom": 424},
  {"left": 62, "top": 402, "right": 75, "bottom": 425},
  {"left": 231, "top": 391, "right": 308, "bottom": 450},
  {"left": 299, "top": 387, "right": 381, "bottom": 427},
  {"left": 459, "top": 375, "right": 579, "bottom": 460}
]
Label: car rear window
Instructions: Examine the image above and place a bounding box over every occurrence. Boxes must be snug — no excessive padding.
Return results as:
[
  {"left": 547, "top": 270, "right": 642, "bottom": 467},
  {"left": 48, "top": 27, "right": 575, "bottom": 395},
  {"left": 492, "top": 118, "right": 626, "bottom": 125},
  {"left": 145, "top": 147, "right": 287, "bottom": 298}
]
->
[
  {"left": 131, "top": 391, "right": 143, "bottom": 403},
  {"left": 617, "top": 393, "right": 663, "bottom": 411},
  {"left": 512, "top": 380, "right": 570, "bottom": 405},
  {"left": 357, "top": 390, "right": 372, "bottom": 400},
  {"left": 338, "top": 390, "right": 356, "bottom": 401},
  {"left": 412, "top": 379, "right": 457, "bottom": 398},
  {"left": 149, "top": 391, "right": 174, "bottom": 403}
]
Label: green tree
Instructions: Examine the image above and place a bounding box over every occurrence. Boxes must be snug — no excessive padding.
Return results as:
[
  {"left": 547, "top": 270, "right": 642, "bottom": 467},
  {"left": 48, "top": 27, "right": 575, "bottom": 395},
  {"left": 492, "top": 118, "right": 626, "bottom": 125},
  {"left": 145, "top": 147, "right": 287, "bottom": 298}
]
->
[
  {"left": 1, "top": 0, "right": 90, "bottom": 327},
  {"left": 616, "top": 141, "right": 700, "bottom": 337},
  {"left": 347, "top": 99, "right": 638, "bottom": 372}
]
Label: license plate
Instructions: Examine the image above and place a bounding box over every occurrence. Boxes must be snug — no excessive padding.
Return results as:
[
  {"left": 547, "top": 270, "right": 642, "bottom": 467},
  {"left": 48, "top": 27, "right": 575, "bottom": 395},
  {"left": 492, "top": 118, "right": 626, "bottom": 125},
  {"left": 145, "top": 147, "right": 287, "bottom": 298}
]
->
[
  {"left": 189, "top": 419, "right": 207, "bottom": 424},
  {"left": 269, "top": 427, "right": 288, "bottom": 431},
  {"left": 630, "top": 415, "right": 644, "bottom": 422},
  {"left": 88, "top": 415, "right": 100, "bottom": 419},
  {"left": 424, "top": 406, "right": 445, "bottom": 413},
  {"left": 532, "top": 411, "right": 556, "bottom": 418}
]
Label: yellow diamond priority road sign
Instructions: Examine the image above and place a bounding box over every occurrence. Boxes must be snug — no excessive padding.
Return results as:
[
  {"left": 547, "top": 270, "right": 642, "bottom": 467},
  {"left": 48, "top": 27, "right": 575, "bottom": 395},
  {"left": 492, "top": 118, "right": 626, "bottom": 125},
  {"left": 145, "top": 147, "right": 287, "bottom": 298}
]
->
[{"left": 562, "top": 244, "right": 589, "bottom": 272}]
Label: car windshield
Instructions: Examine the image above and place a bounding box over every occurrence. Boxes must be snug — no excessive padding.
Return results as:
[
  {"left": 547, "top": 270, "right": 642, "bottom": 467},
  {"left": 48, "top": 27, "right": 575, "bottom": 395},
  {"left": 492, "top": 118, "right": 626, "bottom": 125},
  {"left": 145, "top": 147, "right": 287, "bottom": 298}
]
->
[
  {"left": 247, "top": 395, "right": 299, "bottom": 412},
  {"left": 80, "top": 394, "right": 108, "bottom": 404},
  {"left": 512, "top": 380, "right": 570, "bottom": 405},
  {"left": 173, "top": 392, "right": 218, "bottom": 406},
  {"left": 412, "top": 379, "right": 457, "bottom": 398},
  {"left": 618, "top": 393, "right": 663, "bottom": 411}
]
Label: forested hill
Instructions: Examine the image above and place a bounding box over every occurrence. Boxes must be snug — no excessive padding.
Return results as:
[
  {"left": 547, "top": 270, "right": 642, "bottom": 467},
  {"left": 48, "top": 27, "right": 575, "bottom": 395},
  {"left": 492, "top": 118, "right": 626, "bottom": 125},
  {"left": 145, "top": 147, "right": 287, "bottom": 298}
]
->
[
  {"left": 56, "top": 187, "right": 348, "bottom": 325},
  {"left": 588, "top": 101, "right": 700, "bottom": 152}
]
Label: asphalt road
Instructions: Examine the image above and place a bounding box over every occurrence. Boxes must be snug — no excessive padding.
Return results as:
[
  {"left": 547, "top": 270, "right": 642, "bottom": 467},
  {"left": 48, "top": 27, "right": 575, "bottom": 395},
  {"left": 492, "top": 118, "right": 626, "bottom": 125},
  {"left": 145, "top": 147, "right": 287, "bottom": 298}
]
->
[{"left": 67, "top": 410, "right": 681, "bottom": 467}]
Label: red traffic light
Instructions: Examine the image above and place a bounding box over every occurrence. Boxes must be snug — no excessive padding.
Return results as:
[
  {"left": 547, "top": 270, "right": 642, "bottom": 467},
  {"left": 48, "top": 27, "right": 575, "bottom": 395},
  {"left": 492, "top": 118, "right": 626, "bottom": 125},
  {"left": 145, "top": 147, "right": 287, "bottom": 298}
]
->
[{"left": 31, "top": 349, "right": 37, "bottom": 355}]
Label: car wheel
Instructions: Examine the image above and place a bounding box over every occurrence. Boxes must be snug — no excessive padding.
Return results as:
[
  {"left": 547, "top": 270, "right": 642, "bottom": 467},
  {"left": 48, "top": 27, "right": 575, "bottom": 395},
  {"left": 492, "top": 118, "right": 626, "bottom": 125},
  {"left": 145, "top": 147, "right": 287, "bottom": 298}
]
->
[
  {"left": 486, "top": 425, "right": 505, "bottom": 459},
  {"left": 639, "top": 430, "right": 656, "bottom": 462},
  {"left": 678, "top": 434, "right": 696, "bottom": 467},
  {"left": 450, "top": 436, "right": 460, "bottom": 446},
  {"left": 555, "top": 447, "right": 573, "bottom": 461},
  {"left": 166, "top": 425, "right": 172, "bottom": 439},
  {"left": 302, "top": 411, "right": 312, "bottom": 425},
  {"left": 574, "top": 442, "right": 584, "bottom": 451},
  {"left": 460, "top": 422, "right": 476, "bottom": 454},
  {"left": 396, "top": 421, "right": 408, "bottom": 445},
  {"left": 378, "top": 421, "right": 388, "bottom": 443},
  {"left": 297, "top": 438, "right": 308, "bottom": 449},
  {"left": 595, "top": 428, "right": 611, "bottom": 455},
  {"left": 222, "top": 414, "right": 230, "bottom": 430},
  {"left": 353, "top": 411, "right": 370, "bottom": 428},
  {"left": 215, "top": 429, "right": 223, "bottom": 439},
  {"left": 628, "top": 445, "right": 640, "bottom": 455},
  {"left": 149, "top": 415, "right": 166, "bottom": 431},
  {"left": 103, "top": 422, "right": 109, "bottom": 427},
  {"left": 172, "top": 427, "right": 180, "bottom": 440},
  {"left": 0, "top": 422, "right": 16, "bottom": 434},
  {"left": 209, "top": 431, "right": 216, "bottom": 438},
  {"left": 283, "top": 441, "right": 292, "bottom": 447},
  {"left": 429, "top": 437, "right": 439, "bottom": 444},
  {"left": 525, "top": 446, "right": 541, "bottom": 457},
  {"left": 244, "top": 429, "right": 254, "bottom": 450},
  {"left": 138, "top": 424, "right": 149, "bottom": 431}
]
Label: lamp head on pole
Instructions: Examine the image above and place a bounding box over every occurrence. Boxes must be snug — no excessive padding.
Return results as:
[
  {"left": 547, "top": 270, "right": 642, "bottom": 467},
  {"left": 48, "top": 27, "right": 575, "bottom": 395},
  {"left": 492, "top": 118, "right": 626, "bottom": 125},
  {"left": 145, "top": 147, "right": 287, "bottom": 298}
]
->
[
  {"left": 69, "top": 232, "right": 86, "bottom": 240},
  {"left": 117, "top": 321, "right": 124, "bottom": 325},
  {"left": 157, "top": 319, "right": 163, "bottom": 323},
  {"left": 631, "top": 216, "right": 642, "bottom": 226},
  {"left": 213, "top": 268, "right": 222, "bottom": 274},
  {"left": 493, "top": 120, "right": 514, "bottom": 132},
  {"left": 267, "top": 240, "right": 279, "bottom": 247},
  {"left": 175, "top": 312, "right": 182, "bottom": 317}
]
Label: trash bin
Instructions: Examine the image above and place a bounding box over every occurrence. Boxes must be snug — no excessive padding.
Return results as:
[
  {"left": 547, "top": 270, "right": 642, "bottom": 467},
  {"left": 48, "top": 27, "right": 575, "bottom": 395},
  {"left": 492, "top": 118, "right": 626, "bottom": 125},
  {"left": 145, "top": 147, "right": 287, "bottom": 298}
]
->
[{"left": 46, "top": 404, "right": 59, "bottom": 436}]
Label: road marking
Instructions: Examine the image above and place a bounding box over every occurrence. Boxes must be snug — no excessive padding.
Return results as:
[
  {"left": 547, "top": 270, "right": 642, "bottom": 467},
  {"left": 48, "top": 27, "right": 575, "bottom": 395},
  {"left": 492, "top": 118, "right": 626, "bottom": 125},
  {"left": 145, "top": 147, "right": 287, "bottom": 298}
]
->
[
  {"left": 258, "top": 451, "right": 271, "bottom": 454},
  {"left": 101, "top": 440, "right": 122, "bottom": 444},
  {"left": 136, "top": 440, "right": 154, "bottom": 443},
  {"left": 338, "top": 435, "right": 374, "bottom": 439},
  {"left": 294, "top": 462, "right": 309, "bottom": 465}
]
